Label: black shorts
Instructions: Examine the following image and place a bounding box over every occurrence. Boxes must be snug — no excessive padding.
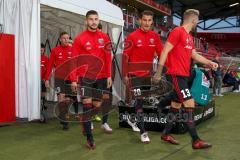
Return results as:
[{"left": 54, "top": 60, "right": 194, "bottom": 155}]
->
[
  {"left": 41, "top": 80, "right": 46, "bottom": 92},
  {"left": 129, "top": 76, "right": 152, "bottom": 98},
  {"left": 166, "top": 74, "right": 192, "bottom": 103},
  {"left": 79, "top": 78, "right": 109, "bottom": 101},
  {"left": 55, "top": 80, "right": 73, "bottom": 95}
]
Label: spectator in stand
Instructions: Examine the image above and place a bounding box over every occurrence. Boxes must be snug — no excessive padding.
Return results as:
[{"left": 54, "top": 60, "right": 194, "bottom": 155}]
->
[
  {"left": 237, "top": 70, "right": 240, "bottom": 78},
  {"left": 231, "top": 70, "right": 240, "bottom": 80},
  {"left": 212, "top": 56, "right": 223, "bottom": 96},
  {"left": 230, "top": 71, "right": 240, "bottom": 92},
  {"left": 206, "top": 68, "right": 214, "bottom": 88},
  {"left": 223, "top": 70, "right": 240, "bottom": 92},
  {"left": 200, "top": 38, "right": 208, "bottom": 53},
  {"left": 204, "top": 42, "right": 208, "bottom": 53}
]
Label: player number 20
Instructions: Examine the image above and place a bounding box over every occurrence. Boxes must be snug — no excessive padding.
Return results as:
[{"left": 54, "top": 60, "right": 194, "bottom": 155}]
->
[{"left": 134, "top": 88, "right": 141, "bottom": 96}]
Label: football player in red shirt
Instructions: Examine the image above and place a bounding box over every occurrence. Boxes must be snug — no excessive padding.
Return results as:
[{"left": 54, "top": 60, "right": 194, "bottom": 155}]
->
[
  {"left": 43, "top": 32, "right": 77, "bottom": 130},
  {"left": 123, "top": 10, "right": 163, "bottom": 144},
  {"left": 73, "top": 10, "right": 113, "bottom": 150},
  {"left": 40, "top": 43, "right": 49, "bottom": 97},
  {"left": 153, "top": 9, "right": 218, "bottom": 149}
]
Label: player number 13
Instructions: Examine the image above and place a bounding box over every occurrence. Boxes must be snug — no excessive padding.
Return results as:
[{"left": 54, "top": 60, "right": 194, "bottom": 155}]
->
[{"left": 181, "top": 89, "right": 191, "bottom": 98}]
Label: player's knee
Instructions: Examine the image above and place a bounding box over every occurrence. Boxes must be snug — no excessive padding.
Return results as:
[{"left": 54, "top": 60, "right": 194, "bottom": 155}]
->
[
  {"left": 182, "top": 107, "right": 194, "bottom": 124},
  {"left": 134, "top": 99, "right": 144, "bottom": 112},
  {"left": 183, "top": 98, "right": 195, "bottom": 108},
  {"left": 58, "top": 94, "right": 67, "bottom": 102},
  {"left": 102, "top": 93, "right": 110, "bottom": 100},
  {"left": 171, "top": 101, "right": 182, "bottom": 109},
  {"left": 93, "top": 101, "right": 102, "bottom": 108}
]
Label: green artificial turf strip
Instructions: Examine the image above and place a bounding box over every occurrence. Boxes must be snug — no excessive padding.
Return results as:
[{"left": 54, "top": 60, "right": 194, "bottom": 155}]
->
[{"left": 0, "top": 93, "right": 240, "bottom": 160}]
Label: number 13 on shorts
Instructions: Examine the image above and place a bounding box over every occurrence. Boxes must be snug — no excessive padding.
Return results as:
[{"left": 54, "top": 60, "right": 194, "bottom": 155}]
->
[{"left": 181, "top": 89, "right": 191, "bottom": 98}]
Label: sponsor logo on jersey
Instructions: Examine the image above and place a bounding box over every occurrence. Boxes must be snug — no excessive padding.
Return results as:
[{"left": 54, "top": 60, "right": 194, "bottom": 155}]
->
[
  {"left": 201, "top": 73, "right": 210, "bottom": 87},
  {"left": 85, "top": 41, "right": 92, "bottom": 50},
  {"left": 185, "top": 38, "right": 193, "bottom": 49},
  {"left": 137, "top": 39, "right": 142, "bottom": 47},
  {"left": 150, "top": 38, "right": 154, "bottom": 44}
]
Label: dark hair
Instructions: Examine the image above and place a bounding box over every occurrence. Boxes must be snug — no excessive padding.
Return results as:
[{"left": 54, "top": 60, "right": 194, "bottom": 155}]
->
[
  {"left": 59, "top": 31, "right": 68, "bottom": 38},
  {"left": 41, "top": 43, "right": 45, "bottom": 48},
  {"left": 139, "top": 10, "right": 154, "bottom": 19},
  {"left": 86, "top": 10, "right": 98, "bottom": 18},
  {"left": 98, "top": 23, "right": 102, "bottom": 30}
]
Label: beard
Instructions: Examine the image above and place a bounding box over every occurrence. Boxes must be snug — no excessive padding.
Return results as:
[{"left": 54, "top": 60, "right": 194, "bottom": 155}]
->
[
  {"left": 88, "top": 24, "right": 98, "bottom": 30},
  {"left": 191, "top": 24, "right": 197, "bottom": 32}
]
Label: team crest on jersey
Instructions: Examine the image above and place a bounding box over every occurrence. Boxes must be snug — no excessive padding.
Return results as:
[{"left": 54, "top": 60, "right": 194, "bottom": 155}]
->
[
  {"left": 98, "top": 38, "right": 104, "bottom": 44},
  {"left": 149, "top": 38, "right": 155, "bottom": 47},
  {"left": 201, "top": 74, "right": 210, "bottom": 88}
]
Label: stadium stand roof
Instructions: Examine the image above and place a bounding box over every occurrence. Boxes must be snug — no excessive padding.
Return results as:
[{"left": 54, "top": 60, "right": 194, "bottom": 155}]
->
[{"left": 156, "top": 0, "right": 240, "bottom": 30}]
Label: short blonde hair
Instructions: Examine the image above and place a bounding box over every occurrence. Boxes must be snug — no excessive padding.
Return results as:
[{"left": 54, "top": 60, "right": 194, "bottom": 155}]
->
[{"left": 183, "top": 9, "right": 199, "bottom": 19}]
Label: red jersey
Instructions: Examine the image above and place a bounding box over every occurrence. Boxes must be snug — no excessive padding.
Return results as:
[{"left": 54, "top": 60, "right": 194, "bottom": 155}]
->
[
  {"left": 166, "top": 26, "right": 195, "bottom": 76},
  {"left": 41, "top": 54, "right": 49, "bottom": 79},
  {"left": 73, "top": 29, "right": 112, "bottom": 79},
  {"left": 43, "top": 45, "right": 76, "bottom": 81},
  {"left": 123, "top": 28, "right": 163, "bottom": 77}
]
